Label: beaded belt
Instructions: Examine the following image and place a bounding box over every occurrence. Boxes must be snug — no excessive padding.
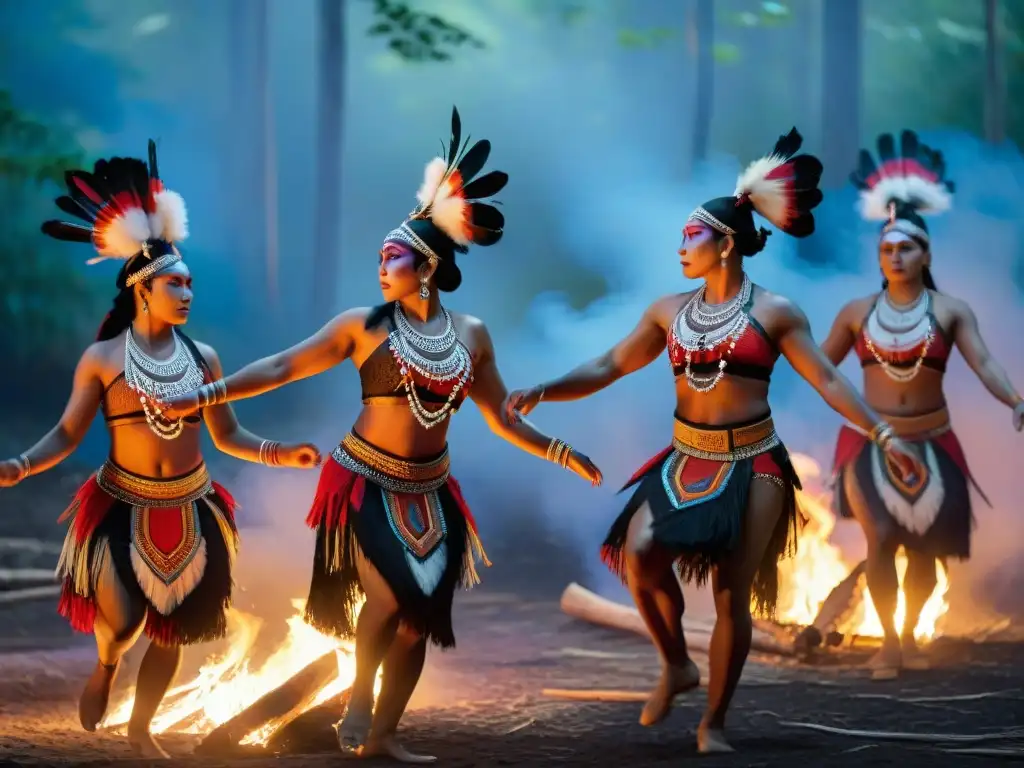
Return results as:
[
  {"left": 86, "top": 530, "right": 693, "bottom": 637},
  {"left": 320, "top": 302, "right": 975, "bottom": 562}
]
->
[
  {"left": 672, "top": 415, "right": 779, "bottom": 461},
  {"left": 331, "top": 433, "right": 450, "bottom": 494},
  {"left": 851, "top": 407, "right": 951, "bottom": 441},
  {"left": 96, "top": 461, "right": 213, "bottom": 508}
]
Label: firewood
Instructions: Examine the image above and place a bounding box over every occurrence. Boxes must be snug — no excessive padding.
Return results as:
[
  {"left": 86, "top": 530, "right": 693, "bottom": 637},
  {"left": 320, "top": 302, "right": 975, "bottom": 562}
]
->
[
  {"left": 559, "top": 583, "right": 792, "bottom": 656},
  {"left": 195, "top": 650, "right": 341, "bottom": 755},
  {"left": 265, "top": 689, "right": 352, "bottom": 754}
]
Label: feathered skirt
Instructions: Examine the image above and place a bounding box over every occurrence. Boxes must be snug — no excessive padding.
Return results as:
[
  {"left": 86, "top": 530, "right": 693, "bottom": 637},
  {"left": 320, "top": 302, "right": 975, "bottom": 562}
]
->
[
  {"left": 832, "top": 407, "right": 983, "bottom": 559},
  {"left": 601, "top": 413, "right": 802, "bottom": 616},
  {"left": 303, "top": 432, "right": 489, "bottom": 649},
  {"left": 56, "top": 460, "right": 239, "bottom": 646}
]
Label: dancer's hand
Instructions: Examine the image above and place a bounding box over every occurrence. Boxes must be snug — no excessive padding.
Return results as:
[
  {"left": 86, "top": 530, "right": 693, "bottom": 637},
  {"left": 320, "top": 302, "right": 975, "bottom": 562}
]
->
[
  {"left": 157, "top": 391, "right": 201, "bottom": 420},
  {"left": 883, "top": 436, "right": 921, "bottom": 482},
  {"left": 567, "top": 449, "right": 603, "bottom": 487},
  {"left": 1012, "top": 400, "right": 1023, "bottom": 432},
  {"left": 503, "top": 386, "right": 544, "bottom": 424},
  {"left": 279, "top": 442, "right": 323, "bottom": 469},
  {"left": 0, "top": 459, "right": 25, "bottom": 488}
]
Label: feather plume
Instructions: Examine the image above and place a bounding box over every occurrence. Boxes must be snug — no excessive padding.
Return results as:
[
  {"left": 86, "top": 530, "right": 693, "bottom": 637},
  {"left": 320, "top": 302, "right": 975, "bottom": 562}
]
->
[
  {"left": 430, "top": 170, "right": 472, "bottom": 246},
  {"left": 416, "top": 158, "right": 449, "bottom": 209},
  {"left": 851, "top": 130, "right": 954, "bottom": 221},
  {"left": 150, "top": 189, "right": 189, "bottom": 242},
  {"left": 92, "top": 207, "right": 152, "bottom": 260},
  {"left": 733, "top": 128, "right": 822, "bottom": 235}
]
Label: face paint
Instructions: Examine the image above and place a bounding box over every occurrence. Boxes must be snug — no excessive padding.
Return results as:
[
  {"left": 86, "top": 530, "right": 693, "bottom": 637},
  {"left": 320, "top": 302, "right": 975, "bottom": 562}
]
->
[
  {"left": 881, "top": 229, "right": 914, "bottom": 246},
  {"left": 680, "top": 221, "right": 713, "bottom": 251}
]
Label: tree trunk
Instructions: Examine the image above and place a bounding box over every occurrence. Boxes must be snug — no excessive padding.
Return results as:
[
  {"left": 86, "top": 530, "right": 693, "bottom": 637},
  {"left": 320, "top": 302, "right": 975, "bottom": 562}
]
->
[
  {"left": 820, "top": 0, "right": 862, "bottom": 186},
  {"left": 256, "top": 0, "right": 279, "bottom": 310},
  {"left": 691, "top": 0, "right": 714, "bottom": 167},
  {"left": 313, "top": 0, "right": 345, "bottom": 323},
  {"left": 984, "top": 0, "right": 1005, "bottom": 144}
]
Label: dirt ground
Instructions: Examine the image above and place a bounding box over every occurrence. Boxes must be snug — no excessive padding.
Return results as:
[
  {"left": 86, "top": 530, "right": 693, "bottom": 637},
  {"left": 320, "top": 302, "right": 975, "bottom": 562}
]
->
[
  {"left": 1, "top": 589, "right": 1022, "bottom": 768},
  {"left": 1, "top": 457, "right": 1021, "bottom": 766}
]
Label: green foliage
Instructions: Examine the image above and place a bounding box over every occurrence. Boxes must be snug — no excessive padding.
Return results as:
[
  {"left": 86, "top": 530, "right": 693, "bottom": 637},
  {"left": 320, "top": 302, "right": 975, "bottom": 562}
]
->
[
  {"left": 0, "top": 90, "right": 101, "bottom": 372},
  {"left": 713, "top": 42, "right": 742, "bottom": 63},
  {"left": 725, "top": 1, "right": 793, "bottom": 29},
  {"left": 617, "top": 27, "right": 676, "bottom": 50},
  {"left": 367, "top": 0, "right": 486, "bottom": 62}
]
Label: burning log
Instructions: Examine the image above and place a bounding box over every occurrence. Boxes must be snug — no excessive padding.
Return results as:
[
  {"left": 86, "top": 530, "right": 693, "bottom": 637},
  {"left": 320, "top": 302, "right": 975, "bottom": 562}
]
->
[
  {"left": 266, "top": 689, "right": 352, "bottom": 754},
  {"left": 559, "top": 583, "right": 793, "bottom": 657},
  {"left": 794, "top": 561, "right": 866, "bottom": 655},
  {"left": 195, "top": 650, "right": 342, "bottom": 755}
]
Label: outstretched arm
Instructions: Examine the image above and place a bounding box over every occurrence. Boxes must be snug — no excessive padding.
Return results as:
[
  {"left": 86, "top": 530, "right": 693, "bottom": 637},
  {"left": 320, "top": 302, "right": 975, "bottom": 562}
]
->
[
  {"left": 162, "top": 309, "right": 362, "bottom": 418},
  {"left": 520, "top": 298, "right": 671, "bottom": 406},
  {"left": 777, "top": 301, "right": 895, "bottom": 436},
  {"left": 952, "top": 302, "right": 1022, "bottom": 410},
  {"left": 818, "top": 302, "right": 859, "bottom": 366},
  {"left": 198, "top": 344, "right": 321, "bottom": 469},
  {"left": 0, "top": 347, "right": 103, "bottom": 486},
  {"left": 469, "top": 322, "right": 602, "bottom": 484}
]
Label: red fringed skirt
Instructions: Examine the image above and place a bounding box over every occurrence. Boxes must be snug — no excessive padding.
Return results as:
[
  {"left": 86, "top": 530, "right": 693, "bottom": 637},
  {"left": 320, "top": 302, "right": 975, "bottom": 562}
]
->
[
  {"left": 832, "top": 407, "right": 984, "bottom": 559},
  {"left": 56, "top": 460, "right": 239, "bottom": 647},
  {"left": 601, "top": 413, "right": 802, "bottom": 617},
  {"left": 303, "top": 432, "right": 488, "bottom": 649}
]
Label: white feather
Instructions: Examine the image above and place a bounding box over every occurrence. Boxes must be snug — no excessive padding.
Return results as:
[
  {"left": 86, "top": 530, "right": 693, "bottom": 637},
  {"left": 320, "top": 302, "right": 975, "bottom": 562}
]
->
[
  {"left": 430, "top": 174, "right": 471, "bottom": 246},
  {"left": 95, "top": 207, "right": 152, "bottom": 258},
  {"left": 415, "top": 158, "right": 449, "bottom": 208},
  {"left": 150, "top": 190, "right": 189, "bottom": 242},
  {"left": 858, "top": 175, "right": 952, "bottom": 221},
  {"left": 734, "top": 153, "right": 793, "bottom": 228}
]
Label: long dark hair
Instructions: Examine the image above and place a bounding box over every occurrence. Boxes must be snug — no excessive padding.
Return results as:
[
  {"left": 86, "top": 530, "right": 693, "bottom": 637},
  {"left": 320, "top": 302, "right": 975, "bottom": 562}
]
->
[
  {"left": 95, "top": 261, "right": 154, "bottom": 341},
  {"left": 880, "top": 234, "right": 938, "bottom": 292}
]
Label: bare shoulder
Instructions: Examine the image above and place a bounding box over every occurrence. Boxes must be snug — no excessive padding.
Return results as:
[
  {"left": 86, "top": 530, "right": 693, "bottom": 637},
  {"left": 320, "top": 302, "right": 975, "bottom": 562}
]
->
[
  {"left": 930, "top": 290, "right": 970, "bottom": 316},
  {"left": 87, "top": 335, "right": 124, "bottom": 369},
  {"left": 752, "top": 286, "right": 807, "bottom": 322},
  {"left": 450, "top": 311, "right": 490, "bottom": 343},
  {"left": 648, "top": 292, "right": 691, "bottom": 326}
]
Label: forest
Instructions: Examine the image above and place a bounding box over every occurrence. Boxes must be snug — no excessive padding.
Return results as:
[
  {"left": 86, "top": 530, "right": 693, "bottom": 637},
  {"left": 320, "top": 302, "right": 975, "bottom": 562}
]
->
[{"left": 1, "top": 0, "right": 1021, "bottom": 417}]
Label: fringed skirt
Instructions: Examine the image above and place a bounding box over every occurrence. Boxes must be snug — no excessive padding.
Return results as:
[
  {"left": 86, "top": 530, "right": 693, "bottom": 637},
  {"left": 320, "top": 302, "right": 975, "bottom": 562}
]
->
[
  {"left": 601, "top": 413, "right": 801, "bottom": 617},
  {"left": 832, "top": 407, "right": 984, "bottom": 559},
  {"left": 56, "top": 460, "right": 239, "bottom": 646},
  {"left": 303, "top": 432, "right": 489, "bottom": 649}
]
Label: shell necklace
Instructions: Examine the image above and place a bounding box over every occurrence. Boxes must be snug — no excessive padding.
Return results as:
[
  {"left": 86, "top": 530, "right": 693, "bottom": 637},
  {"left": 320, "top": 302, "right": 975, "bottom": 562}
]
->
[
  {"left": 390, "top": 304, "right": 473, "bottom": 429},
  {"left": 862, "top": 290, "right": 934, "bottom": 383},
  {"left": 672, "top": 274, "right": 753, "bottom": 393},
  {"left": 123, "top": 327, "right": 205, "bottom": 439}
]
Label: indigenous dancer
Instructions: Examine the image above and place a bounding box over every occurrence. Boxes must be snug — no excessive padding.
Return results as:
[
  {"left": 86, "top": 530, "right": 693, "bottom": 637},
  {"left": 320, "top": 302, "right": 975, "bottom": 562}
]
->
[
  {"left": 0, "top": 143, "right": 320, "bottom": 758},
  {"left": 820, "top": 130, "right": 1023, "bottom": 679},
  {"left": 504, "top": 129, "right": 918, "bottom": 753},
  {"left": 159, "top": 107, "right": 602, "bottom": 762}
]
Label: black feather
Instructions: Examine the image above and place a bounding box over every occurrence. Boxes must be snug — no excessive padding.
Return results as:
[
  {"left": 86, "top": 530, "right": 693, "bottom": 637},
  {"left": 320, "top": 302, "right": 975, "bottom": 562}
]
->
[
  {"left": 876, "top": 133, "right": 896, "bottom": 163},
  {"left": 148, "top": 139, "right": 160, "bottom": 181},
  {"left": 460, "top": 170, "right": 508, "bottom": 200},
  {"left": 56, "top": 195, "right": 96, "bottom": 223},
  {"left": 850, "top": 149, "right": 878, "bottom": 189},
  {"left": 772, "top": 127, "right": 803, "bottom": 160},
  {"left": 455, "top": 139, "right": 490, "bottom": 184},
  {"left": 468, "top": 225, "right": 503, "bottom": 247},
  {"left": 447, "top": 107, "right": 462, "bottom": 168},
  {"left": 900, "top": 130, "right": 919, "bottom": 162},
  {"left": 469, "top": 202, "right": 504, "bottom": 231},
  {"left": 41, "top": 220, "right": 94, "bottom": 243}
]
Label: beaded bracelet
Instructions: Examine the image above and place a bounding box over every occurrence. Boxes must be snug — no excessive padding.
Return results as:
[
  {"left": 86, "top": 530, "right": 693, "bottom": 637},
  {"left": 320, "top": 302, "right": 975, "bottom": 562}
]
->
[{"left": 545, "top": 438, "right": 572, "bottom": 469}]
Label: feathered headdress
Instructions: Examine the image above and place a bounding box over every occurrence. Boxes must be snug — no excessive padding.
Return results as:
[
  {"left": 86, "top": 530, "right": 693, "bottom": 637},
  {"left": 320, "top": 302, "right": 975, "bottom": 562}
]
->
[
  {"left": 41, "top": 140, "right": 189, "bottom": 287},
  {"left": 689, "top": 128, "right": 823, "bottom": 250},
  {"left": 385, "top": 107, "right": 508, "bottom": 274},
  {"left": 850, "top": 130, "right": 954, "bottom": 242}
]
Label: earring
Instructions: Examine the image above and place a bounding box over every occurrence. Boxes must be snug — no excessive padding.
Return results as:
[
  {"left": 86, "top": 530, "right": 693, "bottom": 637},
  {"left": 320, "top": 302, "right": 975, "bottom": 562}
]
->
[
  {"left": 720, "top": 255, "right": 728, "bottom": 269},
  {"left": 142, "top": 299, "right": 149, "bottom": 314},
  {"left": 418, "top": 278, "right": 429, "bottom": 300}
]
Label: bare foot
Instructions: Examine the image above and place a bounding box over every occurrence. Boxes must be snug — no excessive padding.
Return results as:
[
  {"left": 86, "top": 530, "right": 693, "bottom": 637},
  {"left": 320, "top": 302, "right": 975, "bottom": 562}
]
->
[
  {"left": 334, "top": 698, "right": 374, "bottom": 755},
  {"left": 364, "top": 734, "right": 437, "bottom": 763},
  {"left": 901, "top": 635, "right": 930, "bottom": 670},
  {"left": 639, "top": 658, "right": 701, "bottom": 726},
  {"left": 868, "top": 638, "right": 901, "bottom": 681},
  {"left": 79, "top": 660, "right": 118, "bottom": 732},
  {"left": 127, "top": 727, "right": 170, "bottom": 759},
  {"left": 697, "top": 722, "right": 735, "bottom": 754}
]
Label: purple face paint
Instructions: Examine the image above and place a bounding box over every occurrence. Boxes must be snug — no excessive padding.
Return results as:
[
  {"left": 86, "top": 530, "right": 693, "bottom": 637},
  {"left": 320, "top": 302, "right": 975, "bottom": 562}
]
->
[{"left": 680, "top": 221, "right": 713, "bottom": 251}]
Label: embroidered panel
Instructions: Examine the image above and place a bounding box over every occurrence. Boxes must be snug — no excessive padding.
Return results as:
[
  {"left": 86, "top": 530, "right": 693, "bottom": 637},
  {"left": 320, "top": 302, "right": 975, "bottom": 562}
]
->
[
  {"left": 870, "top": 442, "right": 945, "bottom": 535},
  {"left": 382, "top": 489, "right": 447, "bottom": 560},
  {"left": 661, "top": 451, "right": 736, "bottom": 510},
  {"left": 131, "top": 503, "right": 204, "bottom": 585}
]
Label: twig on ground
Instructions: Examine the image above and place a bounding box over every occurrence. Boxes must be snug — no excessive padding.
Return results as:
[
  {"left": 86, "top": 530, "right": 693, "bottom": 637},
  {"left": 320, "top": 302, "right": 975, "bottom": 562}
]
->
[
  {"left": 503, "top": 718, "right": 535, "bottom": 735},
  {"left": 941, "top": 747, "right": 1024, "bottom": 758},
  {"left": 550, "top": 647, "right": 646, "bottom": 660},
  {"left": 542, "top": 688, "right": 650, "bottom": 702},
  {"left": 853, "top": 690, "right": 1018, "bottom": 704},
  {"left": 777, "top": 720, "right": 1024, "bottom": 743}
]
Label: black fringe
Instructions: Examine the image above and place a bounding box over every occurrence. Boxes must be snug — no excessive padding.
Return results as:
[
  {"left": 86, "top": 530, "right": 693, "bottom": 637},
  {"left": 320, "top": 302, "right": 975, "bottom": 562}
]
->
[
  {"left": 99, "top": 493, "right": 236, "bottom": 646},
  {"left": 303, "top": 482, "right": 470, "bottom": 649},
  {"left": 601, "top": 443, "right": 802, "bottom": 618}
]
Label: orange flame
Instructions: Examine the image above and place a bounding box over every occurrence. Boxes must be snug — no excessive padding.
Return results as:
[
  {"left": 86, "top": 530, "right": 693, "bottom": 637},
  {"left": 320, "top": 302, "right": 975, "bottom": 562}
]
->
[{"left": 777, "top": 453, "right": 950, "bottom": 639}]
